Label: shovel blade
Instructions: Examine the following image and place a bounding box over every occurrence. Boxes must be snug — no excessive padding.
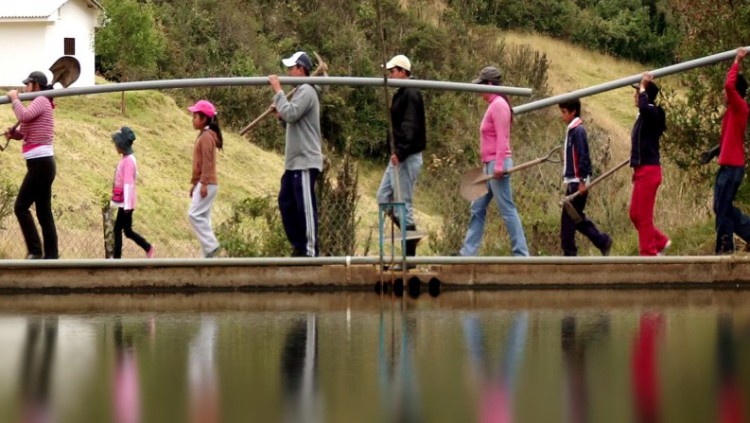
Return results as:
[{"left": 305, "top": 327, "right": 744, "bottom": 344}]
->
[{"left": 562, "top": 200, "right": 583, "bottom": 224}]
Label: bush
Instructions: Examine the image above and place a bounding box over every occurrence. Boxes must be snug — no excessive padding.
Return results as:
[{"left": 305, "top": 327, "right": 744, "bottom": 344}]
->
[{"left": 216, "top": 196, "right": 291, "bottom": 257}]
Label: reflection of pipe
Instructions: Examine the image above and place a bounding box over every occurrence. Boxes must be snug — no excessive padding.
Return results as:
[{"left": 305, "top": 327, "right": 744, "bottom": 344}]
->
[
  {"left": 0, "top": 77, "right": 531, "bottom": 105},
  {"left": 19, "top": 317, "right": 57, "bottom": 423},
  {"left": 513, "top": 46, "right": 750, "bottom": 115}
]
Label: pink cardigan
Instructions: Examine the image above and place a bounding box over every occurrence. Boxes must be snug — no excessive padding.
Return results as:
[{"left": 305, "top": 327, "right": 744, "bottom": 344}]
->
[
  {"left": 480, "top": 95, "right": 513, "bottom": 173},
  {"left": 112, "top": 155, "right": 138, "bottom": 210}
]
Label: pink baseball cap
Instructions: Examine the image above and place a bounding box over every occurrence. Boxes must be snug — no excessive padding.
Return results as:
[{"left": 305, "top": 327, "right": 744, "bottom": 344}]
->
[{"left": 187, "top": 100, "right": 216, "bottom": 118}]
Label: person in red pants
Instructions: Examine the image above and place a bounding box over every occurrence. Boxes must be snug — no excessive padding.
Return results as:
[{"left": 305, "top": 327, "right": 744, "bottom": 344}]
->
[{"left": 629, "top": 72, "right": 670, "bottom": 256}]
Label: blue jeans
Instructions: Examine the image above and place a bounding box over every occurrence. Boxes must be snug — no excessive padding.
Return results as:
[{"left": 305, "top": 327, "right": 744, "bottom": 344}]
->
[
  {"left": 713, "top": 166, "right": 750, "bottom": 254},
  {"left": 460, "top": 158, "right": 529, "bottom": 256},
  {"left": 377, "top": 152, "right": 423, "bottom": 227}
]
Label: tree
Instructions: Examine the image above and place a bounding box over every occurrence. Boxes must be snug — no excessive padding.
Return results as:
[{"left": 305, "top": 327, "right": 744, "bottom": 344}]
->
[{"left": 96, "top": 0, "right": 165, "bottom": 114}]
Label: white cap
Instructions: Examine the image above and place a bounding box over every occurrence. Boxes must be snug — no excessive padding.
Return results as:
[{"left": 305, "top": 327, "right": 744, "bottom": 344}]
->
[
  {"left": 281, "top": 51, "right": 313, "bottom": 70},
  {"left": 385, "top": 55, "right": 411, "bottom": 72}
]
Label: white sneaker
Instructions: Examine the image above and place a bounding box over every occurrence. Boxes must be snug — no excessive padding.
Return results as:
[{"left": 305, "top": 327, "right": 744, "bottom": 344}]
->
[{"left": 657, "top": 240, "right": 672, "bottom": 256}]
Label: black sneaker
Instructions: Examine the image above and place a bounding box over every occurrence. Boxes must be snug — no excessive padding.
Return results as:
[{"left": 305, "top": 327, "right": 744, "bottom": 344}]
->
[
  {"left": 26, "top": 254, "right": 43, "bottom": 260},
  {"left": 600, "top": 236, "right": 613, "bottom": 256},
  {"left": 206, "top": 246, "right": 221, "bottom": 258}
]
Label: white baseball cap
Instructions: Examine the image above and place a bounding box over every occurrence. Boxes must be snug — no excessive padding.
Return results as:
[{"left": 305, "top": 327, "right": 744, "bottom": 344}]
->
[
  {"left": 281, "top": 51, "right": 313, "bottom": 70},
  {"left": 385, "top": 55, "right": 411, "bottom": 72}
]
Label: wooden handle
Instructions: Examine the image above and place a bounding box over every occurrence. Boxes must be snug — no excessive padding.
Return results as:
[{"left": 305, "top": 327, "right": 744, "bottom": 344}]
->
[{"left": 560, "top": 159, "right": 629, "bottom": 204}]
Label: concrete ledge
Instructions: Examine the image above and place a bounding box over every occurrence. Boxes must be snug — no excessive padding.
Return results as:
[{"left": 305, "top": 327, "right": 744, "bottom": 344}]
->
[{"left": 0, "top": 256, "right": 748, "bottom": 292}]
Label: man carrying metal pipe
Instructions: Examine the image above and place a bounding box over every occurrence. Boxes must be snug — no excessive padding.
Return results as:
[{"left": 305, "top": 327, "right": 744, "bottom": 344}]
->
[
  {"left": 711, "top": 48, "right": 750, "bottom": 254},
  {"left": 376, "top": 55, "right": 426, "bottom": 263},
  {"left": 268, "top": 51, "right": 323, "bottom": 257},
  {"left": 628, "top": 72, "right": 670, "bottom": 256}
]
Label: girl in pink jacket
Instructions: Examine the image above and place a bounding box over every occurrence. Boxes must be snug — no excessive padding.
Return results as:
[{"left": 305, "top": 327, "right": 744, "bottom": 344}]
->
[{"left": 111, "top": 127, "right": 153, "bottom": 259}]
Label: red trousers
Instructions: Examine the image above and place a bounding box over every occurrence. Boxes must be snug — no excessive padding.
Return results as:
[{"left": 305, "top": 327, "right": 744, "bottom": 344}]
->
[{"left": 630, "top": 165, "right": 669, "bottom": 256}]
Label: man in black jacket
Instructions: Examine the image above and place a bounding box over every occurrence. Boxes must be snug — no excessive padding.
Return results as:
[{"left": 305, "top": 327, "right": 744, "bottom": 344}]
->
[{"left": 376, "top": 55, "right": 426, "bottom": 259}]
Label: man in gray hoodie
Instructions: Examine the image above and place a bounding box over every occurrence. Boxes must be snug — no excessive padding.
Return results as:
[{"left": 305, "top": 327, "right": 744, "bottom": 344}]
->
[{"left": 269, "top": 51, "right": 323, "bottom": 257}]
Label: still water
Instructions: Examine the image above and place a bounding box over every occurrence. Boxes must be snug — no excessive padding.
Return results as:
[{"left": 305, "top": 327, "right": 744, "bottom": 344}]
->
[{"left": 0, "top": 291, "right": 748, "bottom": 423}]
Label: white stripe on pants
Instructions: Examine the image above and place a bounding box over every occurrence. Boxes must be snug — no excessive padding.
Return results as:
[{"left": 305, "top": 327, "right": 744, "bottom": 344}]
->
[
  {"left": 188, "top": 183, "right": 219, "bottom": 257},
  {"left": 301, "top": 170, "right": 316, "bottom": 257}
]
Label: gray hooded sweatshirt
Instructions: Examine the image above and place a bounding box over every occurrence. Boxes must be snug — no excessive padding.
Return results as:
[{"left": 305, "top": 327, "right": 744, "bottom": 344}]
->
[{"left": 273, "top": 84, "right": 323, "bottom": 171}]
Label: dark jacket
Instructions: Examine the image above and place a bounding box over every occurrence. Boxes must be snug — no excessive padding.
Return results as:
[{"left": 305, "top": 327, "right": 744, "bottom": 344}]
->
[
  {"left": 630, "top": 92, "right": 666, "bottom": 167},
  {"left": 563, "top": 120, "right": 592, "bottom": 182},
  {"left": 390, "top": 87, "right": 426, "bottom": 162}
]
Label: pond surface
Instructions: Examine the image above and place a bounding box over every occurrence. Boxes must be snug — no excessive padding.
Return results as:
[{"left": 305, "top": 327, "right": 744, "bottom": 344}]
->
[{"left": 0, "top": 290, "right": 748, "bottom": 423}]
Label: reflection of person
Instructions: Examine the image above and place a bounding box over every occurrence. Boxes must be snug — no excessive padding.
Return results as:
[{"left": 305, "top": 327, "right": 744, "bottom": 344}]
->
[
  {"left": 378, "top": 309, "right": 422, "bottom": 422},
  {"left": 188, "top": 317, "right": 219, "bottom": 423},
  {"left": 281, "top": 314, "right": 321, "bottom": 423},
  {"left": 18, "top": 317, "right": 57, "bottom": 423},
  {"left": 458, "top": 66, "right": 529, "bottom": 257},
  {"left": 269, "top": 52, "right": 322, "bottom": 257},
  {"left": 631, "top": 313, "right": 663, "bottom": 423},
  {"left": 716, "top": 314, "right": 746, "bottom": 423},
  {"left": 4, "top": 71, "right": 58, "bottom": 259},
  {"left": 462, "top": 312, "right": 529, "bottom": 423},
  {"left": 113, "top": 320, "right": 140, "bottom": 423}
]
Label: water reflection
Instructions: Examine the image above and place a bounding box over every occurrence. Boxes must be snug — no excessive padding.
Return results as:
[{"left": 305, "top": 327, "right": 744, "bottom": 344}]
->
[
  {"left": 463, "top": 312, "right": 529, "bottom": 423},
  {"left": 188, "top": 317, "right": 219, "bottom": 423},
  {"left": 379, "top": 304, "right": 421, "bottom": 423},
  {"left": 18, "top": 317, "right": 57, "bottom": 423},
  {"left": 717, "top": 314, "right": 745, "bottom": 423},
  {"left": 1, "top": 292, "right": 750, "bottom": 423},
  {"left": 281, "top": 314, "right": 321, "bottom": 423},
  {"left": 561, "top": 314, "right": 610, "bottom": 423},
  {"left": 631, "top": 313, "right": 663, "bottom": 423},
  {"left": 113, "top": 319, "right": 140, "bottom": 423}
]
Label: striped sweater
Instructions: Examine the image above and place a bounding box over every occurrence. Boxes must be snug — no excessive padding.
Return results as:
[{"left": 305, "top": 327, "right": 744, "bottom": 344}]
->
[{"left": 10, "top": 97, "right": 55, "bottom": 159}]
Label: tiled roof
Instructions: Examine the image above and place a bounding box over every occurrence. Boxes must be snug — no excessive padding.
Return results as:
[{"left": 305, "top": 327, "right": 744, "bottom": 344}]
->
[{"left": 0, "top": 0, "right": 102, "bottom": 19}]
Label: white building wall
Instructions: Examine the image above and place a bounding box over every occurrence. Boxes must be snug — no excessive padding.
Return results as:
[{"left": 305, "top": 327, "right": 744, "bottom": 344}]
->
[
  {"left": 0, "top": 0, "right": 99, "bottom": 88},
  {"left": 0, "top": 23, "right": 50, "bottom": 87},
  {"left": 52, "top": 0, "right": 99, "bottom": 86}
]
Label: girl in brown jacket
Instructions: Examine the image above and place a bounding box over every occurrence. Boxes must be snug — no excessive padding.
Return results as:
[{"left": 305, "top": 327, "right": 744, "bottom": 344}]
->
[{"left": 187, "top": 100, "right": 223, "bottom": 258}]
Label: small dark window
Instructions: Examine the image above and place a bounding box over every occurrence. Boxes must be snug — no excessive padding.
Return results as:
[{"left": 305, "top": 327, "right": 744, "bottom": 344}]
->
[{"left": 64, "top": 38, "right": 75, "bottom": 56}]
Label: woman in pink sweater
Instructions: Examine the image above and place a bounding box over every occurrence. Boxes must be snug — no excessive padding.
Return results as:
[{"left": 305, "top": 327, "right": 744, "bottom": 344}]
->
[
  {"left": 111, "top": 127, "right": 153, "bottom": 259},
  {"left": 3, "top": 71, "right": 58, "bottom": 259}
]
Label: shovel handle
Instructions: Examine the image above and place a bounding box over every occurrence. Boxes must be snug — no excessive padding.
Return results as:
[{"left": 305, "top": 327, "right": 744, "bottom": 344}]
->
[{"left": 560, "top": 158, "right": 629, "bottom": 205}]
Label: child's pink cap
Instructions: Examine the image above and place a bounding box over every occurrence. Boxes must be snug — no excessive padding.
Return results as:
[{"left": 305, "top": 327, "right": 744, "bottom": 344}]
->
[{"left": 187, "top": 100, "right": 216, "bottom": 118}]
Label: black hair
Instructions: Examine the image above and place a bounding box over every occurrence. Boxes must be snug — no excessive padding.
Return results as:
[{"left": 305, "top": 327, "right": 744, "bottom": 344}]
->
[
  {"left": 736, "top": 74, "right": 748, "bottom": 98},
  {"left": 393, "top": 66, "right": 411, "bottom": 77},
  {"left": 197, "top": 112, "right": 224, "bottom": 150},
  {"left": 296, "top": 64, "right": 310, "bottom": 77},
  {"left": 558, "top": 98, "right": 581, "bottom": 117}
]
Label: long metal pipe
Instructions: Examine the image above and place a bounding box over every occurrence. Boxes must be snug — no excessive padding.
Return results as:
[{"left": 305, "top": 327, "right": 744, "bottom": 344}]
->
[
  {"left": 0, "top": 255, "right": 744, "bottom": 268},
  {"left": 513, "top": 46, "right": 750, "bottom": 115},
  {"left": 0, "top": 76, "right": 532, "bottom": 105}
]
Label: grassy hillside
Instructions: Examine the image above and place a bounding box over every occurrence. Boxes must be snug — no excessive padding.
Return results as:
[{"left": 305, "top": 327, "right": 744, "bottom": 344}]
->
[{"left": 0, "top": 31, "right": 718, "bottom": 258}]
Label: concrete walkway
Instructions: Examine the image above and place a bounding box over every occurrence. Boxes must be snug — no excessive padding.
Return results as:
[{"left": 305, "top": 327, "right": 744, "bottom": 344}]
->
[{"left": 0, "top": 256, "right": 749, "bottom": 292}]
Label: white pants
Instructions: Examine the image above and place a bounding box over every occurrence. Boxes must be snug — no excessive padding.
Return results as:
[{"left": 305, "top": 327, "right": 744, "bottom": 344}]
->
[{"left": 188, "top": 183, "right": 219, "bottom": 257}]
